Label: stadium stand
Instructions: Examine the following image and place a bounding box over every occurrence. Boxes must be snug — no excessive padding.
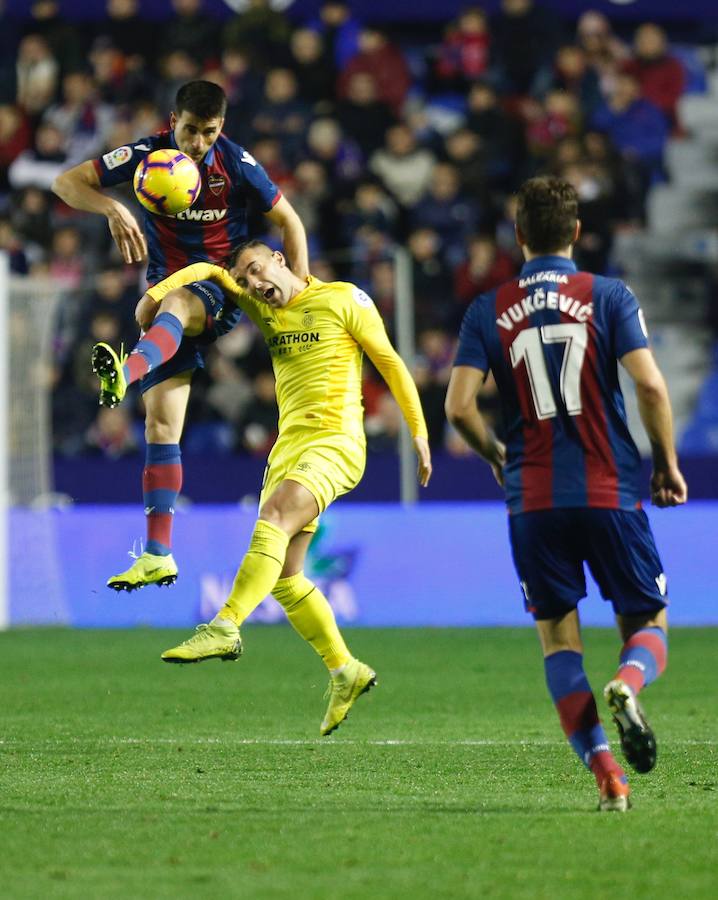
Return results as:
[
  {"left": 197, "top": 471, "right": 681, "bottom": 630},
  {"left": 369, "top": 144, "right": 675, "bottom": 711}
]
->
[{"left": 1, "top": 0, "right": 716, "bottom": 494}]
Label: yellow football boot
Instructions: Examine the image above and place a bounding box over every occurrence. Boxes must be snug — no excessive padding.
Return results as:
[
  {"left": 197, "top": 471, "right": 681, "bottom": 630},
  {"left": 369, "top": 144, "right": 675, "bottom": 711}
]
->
[
  {"left": 107, "top": 552, "right": 178, "bottom": 592},
  {"left": 91, "top": 341, "right": 128, "bottom": 408},
  {"left": 320, "top": 658, "right": 377, "bottom": 736},
  {"left": 161, "top": 623, "right": 242, "bottom": 664}
]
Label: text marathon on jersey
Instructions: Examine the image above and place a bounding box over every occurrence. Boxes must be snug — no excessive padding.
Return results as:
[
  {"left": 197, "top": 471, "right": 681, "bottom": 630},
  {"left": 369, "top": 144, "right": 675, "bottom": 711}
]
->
[{"left": 266, "top": 331, "right": 321, "bottom": 347}]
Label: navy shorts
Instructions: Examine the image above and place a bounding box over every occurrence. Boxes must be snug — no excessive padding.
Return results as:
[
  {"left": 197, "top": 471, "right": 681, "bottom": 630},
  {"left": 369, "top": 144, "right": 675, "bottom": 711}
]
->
[
  {"left": 508, "top": 507, "right": 668, "bottom": 620},
  {"left": 140, "top": 280, "right": 242, "bottom": 393}
]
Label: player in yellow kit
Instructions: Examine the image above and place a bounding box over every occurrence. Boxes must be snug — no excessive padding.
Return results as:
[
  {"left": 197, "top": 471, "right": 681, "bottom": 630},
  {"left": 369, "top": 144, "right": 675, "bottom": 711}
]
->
[{"left": 92, "top": 240, "right": 432, "bottom": 734}]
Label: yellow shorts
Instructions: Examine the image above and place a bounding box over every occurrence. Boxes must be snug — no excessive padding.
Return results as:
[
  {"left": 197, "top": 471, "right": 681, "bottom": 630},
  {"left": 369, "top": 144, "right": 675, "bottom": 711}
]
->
[{"left": 260, "top": 429, "right": 366, "bottom": 533}]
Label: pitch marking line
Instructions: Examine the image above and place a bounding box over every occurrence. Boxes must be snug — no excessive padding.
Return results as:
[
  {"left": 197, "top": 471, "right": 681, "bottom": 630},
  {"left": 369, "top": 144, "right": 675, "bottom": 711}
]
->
[{"left": 0, "top": 738, "right": 715, "bottom": 747}]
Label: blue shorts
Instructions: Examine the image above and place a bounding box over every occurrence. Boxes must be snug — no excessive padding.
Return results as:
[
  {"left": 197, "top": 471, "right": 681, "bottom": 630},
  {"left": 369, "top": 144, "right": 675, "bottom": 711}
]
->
[
  {"left": 140, "top": 280, "right": 242, "bottom": 393},
  {"left": 508, "top": 507, "right": 668, "bottom": 620}
]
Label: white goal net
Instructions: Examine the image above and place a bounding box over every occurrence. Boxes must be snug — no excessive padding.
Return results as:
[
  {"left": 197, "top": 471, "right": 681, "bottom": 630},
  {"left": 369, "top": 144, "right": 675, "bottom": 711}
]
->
[{"left": 1, "top": 259, "right": 66, "bottom": 627}]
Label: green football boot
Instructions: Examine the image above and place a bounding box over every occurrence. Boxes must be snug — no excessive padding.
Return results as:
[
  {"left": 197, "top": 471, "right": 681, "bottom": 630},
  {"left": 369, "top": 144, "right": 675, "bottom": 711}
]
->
[
  {"left": 107, "top": 552, "right": 178, "bottom": 592},
  {"left": 91, "top": 342, "right": 128, "bottom": 408},
  {"left": 320, "top": 658, "right": 377, "bottom": 736},
  {"left": 161, "top": 623, "right": 242, "bottom": 664}
]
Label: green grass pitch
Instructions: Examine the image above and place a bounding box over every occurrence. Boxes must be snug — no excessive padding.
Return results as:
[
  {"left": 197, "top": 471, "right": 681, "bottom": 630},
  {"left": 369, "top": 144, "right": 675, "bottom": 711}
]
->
[{"left": 0, "top": 626, "right": 716, "bottom": 899}]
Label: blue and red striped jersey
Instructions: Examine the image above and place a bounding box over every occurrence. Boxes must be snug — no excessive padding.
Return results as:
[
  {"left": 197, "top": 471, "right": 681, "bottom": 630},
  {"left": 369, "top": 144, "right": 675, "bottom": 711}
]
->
[
  {"left": 94, "top": 132, "right": 281, "bottom": 286},
  {"left": 454, "top": 255, "right": 649, "bottom": 514}
]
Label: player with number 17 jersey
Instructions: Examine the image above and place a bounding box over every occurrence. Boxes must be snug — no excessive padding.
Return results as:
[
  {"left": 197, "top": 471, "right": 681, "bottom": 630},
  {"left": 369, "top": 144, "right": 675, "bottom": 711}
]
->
[{"left": 454, "top": 255, "right": 649, "bottom": 515}]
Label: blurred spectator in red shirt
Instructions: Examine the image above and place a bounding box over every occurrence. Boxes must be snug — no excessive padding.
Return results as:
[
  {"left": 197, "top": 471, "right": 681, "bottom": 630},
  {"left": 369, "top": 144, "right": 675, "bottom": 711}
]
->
[
  {"left": 523, "top": 90, "right": 581, "bottom": 163},
  {"left": 337, "top": 28, "right": 411, "bottom": 116},
  {"left": 453, "top": 233, "right": 517, "bottom": 306},
  {"left": 0, "top": 104, "right": 32, "bottom": 193},
  {"left": 623, "top": 23, "right": 685, "bottom": 132},
  {"left": 433, "top": 6, "right": 490, "bottom": 93}
]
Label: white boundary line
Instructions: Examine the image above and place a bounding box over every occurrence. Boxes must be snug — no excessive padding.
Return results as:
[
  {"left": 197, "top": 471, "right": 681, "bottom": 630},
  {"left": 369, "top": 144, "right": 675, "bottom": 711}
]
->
[{"left": 0, "top": 737, "right": 715, "bottom": 747}]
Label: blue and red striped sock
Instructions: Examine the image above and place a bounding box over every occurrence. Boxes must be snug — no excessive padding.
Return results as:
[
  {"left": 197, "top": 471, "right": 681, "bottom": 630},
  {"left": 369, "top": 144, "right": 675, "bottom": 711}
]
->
[
  {"left": 124, "top": 312, "right": 184, "bottom": 384},
  {"left": 615, "top": 626, "right": 668, "bottom": 696},
  {"left": 545, "top": 650, "right": 626, "bottom": 787},
  {"left": 143, "top": 443, "right": 182, "bottom": 556}
]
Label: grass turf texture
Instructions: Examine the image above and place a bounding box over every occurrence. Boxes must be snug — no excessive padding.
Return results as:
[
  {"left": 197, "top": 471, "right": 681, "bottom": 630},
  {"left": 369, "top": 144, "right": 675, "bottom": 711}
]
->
[{"left": 0, "top": 627, "right": 716, "bottom": 899}]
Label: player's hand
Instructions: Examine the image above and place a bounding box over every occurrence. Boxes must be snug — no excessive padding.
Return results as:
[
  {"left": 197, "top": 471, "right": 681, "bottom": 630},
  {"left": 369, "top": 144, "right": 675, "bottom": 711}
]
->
[
  {"left": 135, "top": 293, "right": 159, "bottom": 331},
  {"left": 484, "top": 438, "right": 506, "bottom": 487},
  {"left": 413, "top": 435, "right": 432, "bottom": 487},
  {"left": 108, "top": 203, "right": 147, "bottom": 264},
  {"left": 650, "top": 464, "right": 687, "bottom": 507}
]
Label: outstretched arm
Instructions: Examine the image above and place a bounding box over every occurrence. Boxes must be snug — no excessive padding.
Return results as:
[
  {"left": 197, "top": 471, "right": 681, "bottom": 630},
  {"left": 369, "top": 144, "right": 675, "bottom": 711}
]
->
[
  {"left": 145, "top": 262, "right": 244, "bottom": 304},
  {"left": 52, "top": 160, "right": 147, "bottom": 264},
  {"left": 445, "top": 366, "right": 506, "bottom": 485},
  {"left": 620, "top": 347, "right": 687, "bottom": 506},
  {"left": 359, "top": 327, "right": 432, "bottom": 487},
  {"left": 264, "top": 196, "right": 309, "bottom": 279}
]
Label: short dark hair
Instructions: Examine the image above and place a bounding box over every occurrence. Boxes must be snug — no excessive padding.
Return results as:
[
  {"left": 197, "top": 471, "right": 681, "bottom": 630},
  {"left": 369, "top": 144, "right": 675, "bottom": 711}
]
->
[
  {"left": 228, "top": 239, "right": 272, "bottom": 269},
  {"left": 515, "top": 176, "right": 578, "bottom": 254},
  {"left": 174, "top": 80, "right": 227, "bottom": 120}
]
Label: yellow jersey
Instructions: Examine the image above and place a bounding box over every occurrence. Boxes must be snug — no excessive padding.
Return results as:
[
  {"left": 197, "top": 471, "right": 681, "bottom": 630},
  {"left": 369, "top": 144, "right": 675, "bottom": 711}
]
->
[{"left": 147, "top": 263, "right": 428, "bottom": 442}]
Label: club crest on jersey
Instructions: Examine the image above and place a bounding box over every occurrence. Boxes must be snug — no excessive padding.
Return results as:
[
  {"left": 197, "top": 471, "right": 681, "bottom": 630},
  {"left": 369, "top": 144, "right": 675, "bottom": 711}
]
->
[
  {"left": 207, "top": 174, "right": 226, "bottom": 195},
  {"left": 302, "top": 311, "right": 314, "bottom": 328},
  {"left": 103, "top": 145, "right": 132, "bottom": 169}
]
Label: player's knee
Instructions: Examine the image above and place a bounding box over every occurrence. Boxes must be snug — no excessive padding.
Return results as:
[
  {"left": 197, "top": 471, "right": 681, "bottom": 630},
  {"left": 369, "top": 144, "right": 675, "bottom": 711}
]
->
[
  {"left": 159, "top": 290, "right": 203, "bottom": 331},
  {"left": 258, "top": 503, "right": 283, "bottom": 528},
  {"left": 145, "top": 414, "right": 181, "bottom": 444},
  {"left": 257, "top": 504, "right": 302, "bottom": 537}
]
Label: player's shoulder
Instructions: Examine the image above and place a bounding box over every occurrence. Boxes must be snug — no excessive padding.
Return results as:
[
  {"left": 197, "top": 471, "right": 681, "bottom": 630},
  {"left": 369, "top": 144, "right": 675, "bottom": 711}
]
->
[
  {"left": 99, "top": 133, "right": 161, "bottom": 172},
  {"left": 129, "top": 132, "right": 167, "bottom": 155},
  {"left": 466, "top": 284, "right": 502, "bottom": 320},
  {"left": 215, "top": 134, "right": 260, "bottom": 168},
  {"left": 590, "top": 273, "right": 636, "bottom": 308},
  {"left": 329, "top": 281, "right": 376, "bottom": 309}
]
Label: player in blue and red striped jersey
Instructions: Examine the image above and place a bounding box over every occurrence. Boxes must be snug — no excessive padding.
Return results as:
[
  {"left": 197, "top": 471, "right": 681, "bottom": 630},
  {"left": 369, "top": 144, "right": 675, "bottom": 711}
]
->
[
  {"left": 445, "top": 175, "right": 687, "bottom": 812},
  {"left": 52, "top": 80, "right": 308, "bottom": 591}
]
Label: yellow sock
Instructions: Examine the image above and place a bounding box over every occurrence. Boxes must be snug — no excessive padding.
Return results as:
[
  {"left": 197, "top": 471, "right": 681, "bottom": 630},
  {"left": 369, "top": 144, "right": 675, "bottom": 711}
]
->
[
  {"left": 272, "top": 571, "right": 351, "bottom": 671},
  {"left": 218, "top": 519, "right": 289, "bottom": 626}
]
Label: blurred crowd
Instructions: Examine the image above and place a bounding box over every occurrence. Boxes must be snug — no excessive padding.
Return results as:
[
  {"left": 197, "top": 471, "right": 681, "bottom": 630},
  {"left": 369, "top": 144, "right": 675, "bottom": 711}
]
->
[{"left": 0, "top": 0, "right": 699, "bottom": 460}]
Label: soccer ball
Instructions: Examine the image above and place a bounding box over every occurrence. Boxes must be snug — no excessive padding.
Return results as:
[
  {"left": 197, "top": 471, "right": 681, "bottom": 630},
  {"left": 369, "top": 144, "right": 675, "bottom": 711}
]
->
[{"left": 133, "top": 149, "right": 201, "bottom": 216}]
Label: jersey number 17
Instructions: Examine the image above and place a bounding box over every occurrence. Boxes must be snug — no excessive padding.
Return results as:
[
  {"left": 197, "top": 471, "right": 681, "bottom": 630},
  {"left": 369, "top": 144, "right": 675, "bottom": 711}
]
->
[{"left": 509, "top": 323, "right": 588, "bottom": 420}]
